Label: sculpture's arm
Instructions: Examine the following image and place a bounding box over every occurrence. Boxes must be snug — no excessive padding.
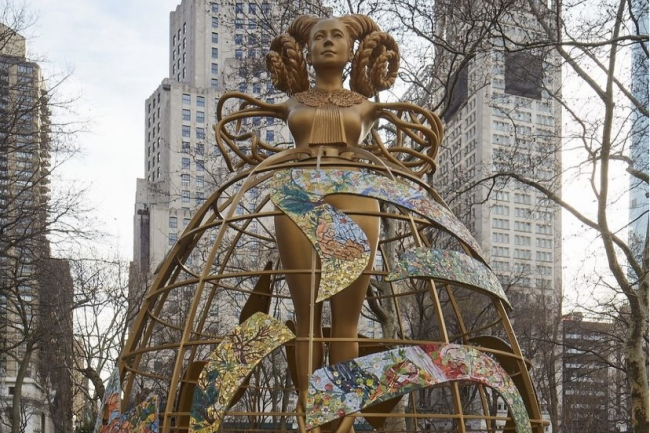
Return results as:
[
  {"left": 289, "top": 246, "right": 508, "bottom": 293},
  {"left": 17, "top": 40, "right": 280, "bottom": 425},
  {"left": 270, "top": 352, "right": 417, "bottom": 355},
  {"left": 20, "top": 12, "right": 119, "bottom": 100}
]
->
[
  {"left": 215, "top": 92, "right": 288, "bottom": 171},
  {"left": 365, "top": 102, "right": 444, "bottom": 177}
]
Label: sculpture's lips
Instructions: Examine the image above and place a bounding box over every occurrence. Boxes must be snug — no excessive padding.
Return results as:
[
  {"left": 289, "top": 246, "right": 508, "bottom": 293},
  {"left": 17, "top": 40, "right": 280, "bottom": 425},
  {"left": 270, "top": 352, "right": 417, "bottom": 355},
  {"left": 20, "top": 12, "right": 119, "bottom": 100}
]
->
[{"left": 321, "top": 50, "right": 335, "bottom": 54}]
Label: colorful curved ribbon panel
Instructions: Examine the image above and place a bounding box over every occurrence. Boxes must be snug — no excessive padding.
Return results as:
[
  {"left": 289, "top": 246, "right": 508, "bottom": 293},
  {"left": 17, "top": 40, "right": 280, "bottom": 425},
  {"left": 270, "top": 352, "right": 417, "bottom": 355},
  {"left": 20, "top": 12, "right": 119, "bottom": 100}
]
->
[
  {"left": 306, "top": 344, "right": 531, "bottom": 433},
  {"left": 190, "top": 312, "right": 295, "bottom": 432},
  {"left": 388, "top": 247, "right": 510, "bottom": 307}
]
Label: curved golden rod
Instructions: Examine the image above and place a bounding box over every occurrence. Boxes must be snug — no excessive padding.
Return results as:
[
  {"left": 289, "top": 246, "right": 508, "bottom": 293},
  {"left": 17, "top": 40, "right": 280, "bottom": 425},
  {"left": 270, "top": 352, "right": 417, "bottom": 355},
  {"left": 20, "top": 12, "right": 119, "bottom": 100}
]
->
[{"left": 214, "top": 92, "right": 286, "bottom": 170}]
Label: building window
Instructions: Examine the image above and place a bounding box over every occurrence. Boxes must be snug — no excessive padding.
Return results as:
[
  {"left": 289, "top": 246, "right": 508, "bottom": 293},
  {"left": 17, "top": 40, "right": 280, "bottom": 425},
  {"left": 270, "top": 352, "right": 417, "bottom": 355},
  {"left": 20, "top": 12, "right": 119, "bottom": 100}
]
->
[
  {"left": 235, "top": 2, "right": 244, "bottom": 13},
  {"left": 515, "top": 235, "right": 531, "bottom": 246},
  {"left": 212, "top": 48, "right": 218, "bottom": 59},
  {"left": 239, "top": 82, "right": 247, "bottom": 92},
  {"left": 196, "top": 127, "right": 205, "bottom": 139},
  {"left": 235, "top": 34, "right": 243, "bottom": 45},
  {"left": 248, "top": 3, "right": 257, "bottom": 13},
  {"left": 196, "top": 143, "right": 205, "bottom": 155},
  {"left": 514, "top": 248, "right": 531, "bottom": 260},
  {"left": 248, "top": 48, "right": 256, "bottom": 58},
  {"left": 169, "top": 216, "right": 178, "bottom": 229},
  {"left": 196, "top": 111, "right": 205, "bottom": 123},
  {"left": 514, "top": 193, "right": 532, "bottom": 204},
  {"left": 252, "top": 83, "right": 261, "bottom": 93},
  {"left": 235, "top": 49, "right": 244, "bottom": 60},
  {"left": 197, "top": 96, "right": 205, "bottom": 107},
  {"left": 492, "top": 218, "right": 509, "bottom": 230},
  {"left": 493, "top": 205, "right": 509, "bottom": 216},
  {"left": 169, "top": 233, "right": 178, "bottom": 245},
  {"left": 181, "top": 141, "right": 190, "bottom": 153},
  {"left": 197, "top": 160, "right": 205, "bottom": 171},
  {"left": 182, "top": 109, "right": 191, "bottom": 121},
  {"left": 211, "top": 63, "right": 218, "bottom": 74},
  {"left": 212, "top": 32, "right": 219, "bottom": 43},
  {"left": 182, "top": 93, "right": 191, "bottom": 105},
  {"left": 182, "top": 158, "right": 190, "bottom": 170},
  {"left": 196, "top": 191, "right": 205, "bottom": 205},
  {"left": 183, "top": 218, "right": 191, "bottom": 226},
  {"left": 211, "top": 79, "right": 218, "bottom": 90},
  {"left": 262, "top": 2, "right": 270, "bottom": 14},
  {"left": 248, "top": 20, "right": 257, "bottom": 30},
  {"left": 182, "top": 190, "right": 190, "bottom": 203},
  {"left": 212, "top": 16, "right": 218, "bottom": 28},
  {"left": 266, "top": 130, "right": 275, "bottom": 142},
  {"left": 235, "top": 19, "right": 244, "bottom": 29},
  {"left": 181, "top": 174, "right": 190, "bottom": 187},
  {"left": 182, "top": 125, "right": 191, "bottom": 137},
  {"left": 196, "top": 176, "right": 204, "bottom": 188},
  {"left": 514, "top": 221, "right": 532, "bottom": 232}
]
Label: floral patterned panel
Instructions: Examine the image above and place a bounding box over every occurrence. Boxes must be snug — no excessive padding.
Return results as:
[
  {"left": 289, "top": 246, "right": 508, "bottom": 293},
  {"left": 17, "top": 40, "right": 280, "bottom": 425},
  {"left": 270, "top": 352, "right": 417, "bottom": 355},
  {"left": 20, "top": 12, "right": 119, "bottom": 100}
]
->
[
  {"left": 94, "top": 366, "right": 122, "bottom": 433},
  {"left": 190, "top": 312, "right": 295, "bottom": 433},
  {"left": 306, "top": 344, "right": 531, "bottom": 433},
  {"left": 387, "top": 248, "right": 510, "bottom": 307},
  {"left": 104, "top": 395, "right": 159, "bottom": 433},
  {"left": 270, "top": 171, "right": 371, "bottom": 302},
  {"left": 281, "top": 169, "right": 484, "bottom": 258}
]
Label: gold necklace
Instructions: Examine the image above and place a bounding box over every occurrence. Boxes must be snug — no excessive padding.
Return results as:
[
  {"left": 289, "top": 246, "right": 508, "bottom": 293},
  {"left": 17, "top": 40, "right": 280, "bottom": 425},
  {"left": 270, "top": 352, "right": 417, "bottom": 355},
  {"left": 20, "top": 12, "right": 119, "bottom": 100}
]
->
[{"left": 295, "top": 88, "right": 366, "bottom": 108}]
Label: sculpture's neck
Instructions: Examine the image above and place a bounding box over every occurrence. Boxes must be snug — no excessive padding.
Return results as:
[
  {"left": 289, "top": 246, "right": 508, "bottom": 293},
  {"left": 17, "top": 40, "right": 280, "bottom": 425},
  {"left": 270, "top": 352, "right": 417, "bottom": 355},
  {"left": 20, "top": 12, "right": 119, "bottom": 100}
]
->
[{"left": 314, "top": 68, "right": 344, "bottom": 92}]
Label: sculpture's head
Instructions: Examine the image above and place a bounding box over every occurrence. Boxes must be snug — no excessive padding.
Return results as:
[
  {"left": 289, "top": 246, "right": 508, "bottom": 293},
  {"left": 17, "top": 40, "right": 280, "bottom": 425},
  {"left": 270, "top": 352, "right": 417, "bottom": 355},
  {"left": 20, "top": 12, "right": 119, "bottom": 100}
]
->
[
  {"left": 267, "top": 15, "right": 400, "bottom": 97},
  {"left": 305, "top": 18, "right": 354, "bottom": 73}
]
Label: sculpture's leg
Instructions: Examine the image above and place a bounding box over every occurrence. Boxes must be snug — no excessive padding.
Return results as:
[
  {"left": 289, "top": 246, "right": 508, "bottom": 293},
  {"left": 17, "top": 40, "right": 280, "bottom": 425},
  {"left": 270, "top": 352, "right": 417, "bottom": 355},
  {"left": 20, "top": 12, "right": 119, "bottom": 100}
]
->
[
  {"left": 275, "top": 213, "right": 325, "bottom": 433},
  {"left": 276, "top": 194, "right": 379, "bottom": 433}
]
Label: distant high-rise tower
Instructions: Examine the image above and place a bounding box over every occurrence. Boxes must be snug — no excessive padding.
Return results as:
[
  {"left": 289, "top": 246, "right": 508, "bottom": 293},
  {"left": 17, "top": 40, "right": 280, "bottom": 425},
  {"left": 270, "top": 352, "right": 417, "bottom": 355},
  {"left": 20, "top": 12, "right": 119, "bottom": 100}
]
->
[
  {"left": 432, "top": 4, "right": 563, "bottom": 305},
  {"left": 428, "top": 3, "right": 563, "bottom": 428},
  {"left": 132, "top": 0, "right": 325, "bottom": 283},
  {"left": 0, "top": 23, "right": 71, "bottom": 433},
  {"left": 629, "top": 0, "right": 649, "bottom": 261}
]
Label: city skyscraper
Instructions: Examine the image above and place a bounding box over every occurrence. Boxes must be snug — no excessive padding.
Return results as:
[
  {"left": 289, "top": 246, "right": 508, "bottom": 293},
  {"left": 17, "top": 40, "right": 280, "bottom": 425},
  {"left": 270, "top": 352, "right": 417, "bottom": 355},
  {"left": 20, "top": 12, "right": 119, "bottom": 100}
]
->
[
  {"left": 432, "top": 5, "right": 563, "bottom": 304},
  {"left": 629, "top": 0, "right": 649, "bottom": 261},
  {"left": 131, "top": 0, "right": 325, "bottom": 283},
  {"left": 428, "top": 1, "right": 563, "bottom": 428},
  {"left": 0, "top": 23, "right": 73, "bottom": 433}
]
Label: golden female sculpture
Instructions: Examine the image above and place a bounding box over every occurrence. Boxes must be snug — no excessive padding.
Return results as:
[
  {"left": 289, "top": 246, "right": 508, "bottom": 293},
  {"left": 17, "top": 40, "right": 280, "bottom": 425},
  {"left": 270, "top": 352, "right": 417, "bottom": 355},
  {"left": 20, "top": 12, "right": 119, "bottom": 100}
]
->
[
  {"left": 270, "top": 16, "right": 391, "bottom": 433},
  {"left": 115, "top": 13, "right": 544, "bottom": 433}
]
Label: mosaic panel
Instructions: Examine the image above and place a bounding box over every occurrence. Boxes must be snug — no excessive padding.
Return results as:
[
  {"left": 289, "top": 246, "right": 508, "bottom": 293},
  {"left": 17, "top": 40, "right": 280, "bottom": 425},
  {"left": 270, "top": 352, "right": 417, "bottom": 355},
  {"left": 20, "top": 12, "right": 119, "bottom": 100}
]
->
[
  {"left": 387, "top": 248, "right": 510, "bottom": 307},
  {"left": 270, "top": 172, "right": 371, "bottom": 302},
  {"left": 94, "top": 366, "right": 122, "bottom": 433},
  {"left": 103, "top": 395, "right": 159, "bottom": 433},
  {"left": 190, "top": 313, "right": 295, "bottom": 432},
  {"left": 306, "top": 344, "right": 531, "bottom": 433},
  {"left": 281, "top": 169, "right": 483, "bottom": 258}
]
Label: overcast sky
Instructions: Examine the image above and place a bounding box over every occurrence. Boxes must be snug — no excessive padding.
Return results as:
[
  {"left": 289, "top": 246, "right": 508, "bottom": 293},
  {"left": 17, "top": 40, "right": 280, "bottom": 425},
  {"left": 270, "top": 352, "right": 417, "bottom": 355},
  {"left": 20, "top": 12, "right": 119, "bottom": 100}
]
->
[{"left": 24, "top": 0, "right": 181, "bottom": 258}]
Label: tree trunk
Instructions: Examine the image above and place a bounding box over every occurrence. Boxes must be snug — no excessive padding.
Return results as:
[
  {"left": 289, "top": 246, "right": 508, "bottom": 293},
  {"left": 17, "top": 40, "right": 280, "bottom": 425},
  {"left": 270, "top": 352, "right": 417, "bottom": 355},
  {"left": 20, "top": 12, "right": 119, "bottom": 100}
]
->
[
  {"left": 11, "top": 346, "right": 34, "bottom": 433},
  {"left": 625, "top": 223, "right": 650, "bottom": 433}
]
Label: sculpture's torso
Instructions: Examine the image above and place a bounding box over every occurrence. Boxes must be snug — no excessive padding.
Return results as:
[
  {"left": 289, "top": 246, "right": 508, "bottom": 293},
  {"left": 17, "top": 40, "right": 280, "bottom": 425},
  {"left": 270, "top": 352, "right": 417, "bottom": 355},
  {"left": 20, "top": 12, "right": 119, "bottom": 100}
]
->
[{"left": 283, "top": 89, "right": 375, "bottom": 149}]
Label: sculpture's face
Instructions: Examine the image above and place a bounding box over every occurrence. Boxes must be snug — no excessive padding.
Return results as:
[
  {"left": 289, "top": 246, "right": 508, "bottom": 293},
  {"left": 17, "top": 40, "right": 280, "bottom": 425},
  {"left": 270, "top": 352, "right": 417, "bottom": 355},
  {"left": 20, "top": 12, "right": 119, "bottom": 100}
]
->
[{"left": 307, "top": 19, "right": 352, "bottom": 71}]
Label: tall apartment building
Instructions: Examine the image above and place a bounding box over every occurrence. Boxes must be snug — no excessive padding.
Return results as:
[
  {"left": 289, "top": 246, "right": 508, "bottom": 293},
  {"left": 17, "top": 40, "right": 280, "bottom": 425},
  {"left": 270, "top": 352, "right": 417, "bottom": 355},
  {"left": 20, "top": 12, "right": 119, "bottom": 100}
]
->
[
  {"left": 0, "top": 24, "right": 70, "bottom": 433},
  {"left": 629, "top": 0, "right": 648, "bottom": 259},
  {"left": 432, "top": 9, "right": 563, "bottom": 307},
  {"left": 561, "top": 313, "right": 626, "bottom": 433},
  {"left": 428, "top": 2, "right": 563, "bottom": 428},
  {"left": 132, "top": 0, "right": 324, "bottom": 282}
]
